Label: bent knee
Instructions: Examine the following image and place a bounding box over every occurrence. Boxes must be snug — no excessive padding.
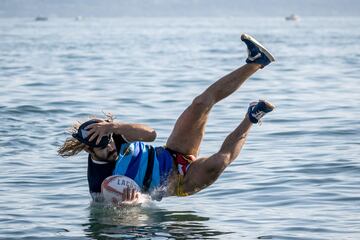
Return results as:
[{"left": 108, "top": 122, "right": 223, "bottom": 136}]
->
[
  {"left": 184, "top": 153, "right": 229, "bottom": 194},
  {"left": 205, "top": 152, "right": 231, "bottom": 174},
  {"left": 187, "top": 153, "right": 231, "bottom": 186},
  {"left": 191, "top": 94, "right": 215, "bottom": 112}
]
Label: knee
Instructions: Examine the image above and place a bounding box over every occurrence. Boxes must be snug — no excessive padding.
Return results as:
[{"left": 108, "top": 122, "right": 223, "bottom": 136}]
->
[
  {"left": 192, "top": 94, "right": 214, "bottom": 111},
  {"left": 205, "top": 153, "right": 231, "bottom": 177},
  {"left": 183, "top": 154, "right": 230, "bottom": 194}
]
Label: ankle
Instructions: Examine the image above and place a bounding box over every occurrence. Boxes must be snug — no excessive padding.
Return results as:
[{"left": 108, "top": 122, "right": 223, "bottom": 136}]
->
[
  {"left": 245, "top": 115, "right": 254, "bottom": 125},
  {"left": 247, "top": 63, "right": 262, "bottom": 70}
]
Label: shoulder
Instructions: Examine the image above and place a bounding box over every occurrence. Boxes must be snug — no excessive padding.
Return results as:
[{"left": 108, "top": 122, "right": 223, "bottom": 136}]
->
[{"left": 87, "top": 155, "right": 115, "bottom": 193}]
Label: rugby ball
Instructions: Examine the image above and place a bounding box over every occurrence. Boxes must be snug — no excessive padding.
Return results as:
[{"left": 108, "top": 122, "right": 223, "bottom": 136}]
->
[{"left": 101, "top": 175, "right": 141, "bottom": 204}]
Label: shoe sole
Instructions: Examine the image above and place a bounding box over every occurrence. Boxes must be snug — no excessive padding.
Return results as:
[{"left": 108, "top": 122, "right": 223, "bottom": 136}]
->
[
  {"left": 259, "top": 99, "right": 275, "bottom": 111},
  {"left": 250, "top": 100, "right": 275, "bottom": 110},
  {"left": 241, "top": 34, "right": 275, "bottom": 62}
]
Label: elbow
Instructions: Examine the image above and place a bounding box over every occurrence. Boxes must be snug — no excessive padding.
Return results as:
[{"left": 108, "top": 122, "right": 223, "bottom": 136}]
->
[
  {"left": 141, "top": 129, "right": 156, "bottom": 142},
  {"left": 149, "top": 130, "right": 157, "bottom": 141}
]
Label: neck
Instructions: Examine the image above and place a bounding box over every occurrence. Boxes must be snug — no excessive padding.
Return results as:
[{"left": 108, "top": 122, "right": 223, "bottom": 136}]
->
[{"left": 90, "top": 153, "right": 112, "bottom": 163}]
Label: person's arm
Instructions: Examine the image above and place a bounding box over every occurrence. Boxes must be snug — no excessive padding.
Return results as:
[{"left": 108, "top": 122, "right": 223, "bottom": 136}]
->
[
  {"left": 86, "top": 120, "right": 156, "bottom": 144},
  {"left": 111, "top": 122, "right": 156, "bottom": 142}
]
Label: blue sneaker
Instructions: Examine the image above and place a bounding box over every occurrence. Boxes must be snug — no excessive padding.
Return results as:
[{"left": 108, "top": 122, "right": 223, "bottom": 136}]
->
[
  {"left": 247, "top": 100, "right": 275, "bottom": 124},
  {"left": 241, "top": 33, "right": 275, "bottom": 68}
]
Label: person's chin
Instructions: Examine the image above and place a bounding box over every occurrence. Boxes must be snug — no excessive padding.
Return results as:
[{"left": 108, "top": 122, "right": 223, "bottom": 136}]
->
[{"left": 106, "top": 152, "right": 116, "bottom": 161}]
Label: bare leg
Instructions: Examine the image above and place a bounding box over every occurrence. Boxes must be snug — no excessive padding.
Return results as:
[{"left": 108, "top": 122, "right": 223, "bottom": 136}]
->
[
  {"left": 182, "top": 116, "right": 253, "bottom": 194},
  {"left": 166, "top": 63, "right": 261, "bottom": 156}
]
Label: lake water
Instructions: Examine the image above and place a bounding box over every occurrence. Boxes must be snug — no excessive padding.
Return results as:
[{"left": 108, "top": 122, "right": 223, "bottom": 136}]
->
[{"left": 0, "top": 17, "right": 359, "bottom": 239}]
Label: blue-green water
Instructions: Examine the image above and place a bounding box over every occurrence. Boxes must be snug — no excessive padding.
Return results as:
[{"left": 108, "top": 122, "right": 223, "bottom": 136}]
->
[{"left": 0, "top": 17, "right": 359, "bottom": 239}]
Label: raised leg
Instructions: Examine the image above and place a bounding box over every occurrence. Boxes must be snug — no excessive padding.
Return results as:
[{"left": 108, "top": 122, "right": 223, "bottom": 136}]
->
[
  {"left": 166, "top": 63, "right": 261, "bottom": 156},
  {"left": 179, "top": 99, "right": 275, "bottom": 195},
  {"left": 181, "top": 116, "right": 253, "bottom": 194},
  {"left": 166, "top": 33, "right": 275, "bottom": 156}
]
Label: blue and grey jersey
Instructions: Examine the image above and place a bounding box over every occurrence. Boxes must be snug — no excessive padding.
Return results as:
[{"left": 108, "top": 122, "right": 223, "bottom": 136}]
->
[
  {"left": 87, "top": 134, "right": 174, "bottom": 201},
  {"left": 113, "top": 141, "right": 173, "bottom": 194}
]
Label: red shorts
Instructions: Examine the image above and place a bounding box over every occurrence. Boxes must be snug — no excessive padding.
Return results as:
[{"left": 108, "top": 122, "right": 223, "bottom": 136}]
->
[{"left": 173, "top": 152, "right": 196, "bottom": 176}]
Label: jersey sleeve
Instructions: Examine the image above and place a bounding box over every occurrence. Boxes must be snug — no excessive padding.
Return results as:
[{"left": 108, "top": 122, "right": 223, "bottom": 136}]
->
[
  {"left": 87, "top": 134, "right": 128, "bottom": 198},
  {"left": 87, "top": 155, "right": 115, "bottom": 194}
]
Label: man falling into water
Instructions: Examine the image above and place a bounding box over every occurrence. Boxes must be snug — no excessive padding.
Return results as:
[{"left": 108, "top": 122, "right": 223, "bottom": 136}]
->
[{"left": 58, "top": 34, "right": 275, "bottom": 202}]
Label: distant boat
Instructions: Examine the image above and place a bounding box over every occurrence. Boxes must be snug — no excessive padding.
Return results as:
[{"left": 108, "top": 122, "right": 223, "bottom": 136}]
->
[
  {"left": 75, "top": 16, "right": 83, "bottom": 21},
  {"left": 285, "top": 14, "right": 300, "bottom": 21},
  {"left": 35, "top": 16, "right": 48, "bottom": 21}
]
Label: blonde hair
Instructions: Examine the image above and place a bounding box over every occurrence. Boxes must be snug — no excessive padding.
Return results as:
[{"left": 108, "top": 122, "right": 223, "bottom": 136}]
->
[{"left": 57, "top": 113, "right": 114, "bottom": 157}]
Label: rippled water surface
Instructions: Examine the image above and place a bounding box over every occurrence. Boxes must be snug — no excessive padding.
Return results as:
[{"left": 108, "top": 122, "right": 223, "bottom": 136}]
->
[{"left": 0, "top": 17, "right": 359, "bottom": 239}]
